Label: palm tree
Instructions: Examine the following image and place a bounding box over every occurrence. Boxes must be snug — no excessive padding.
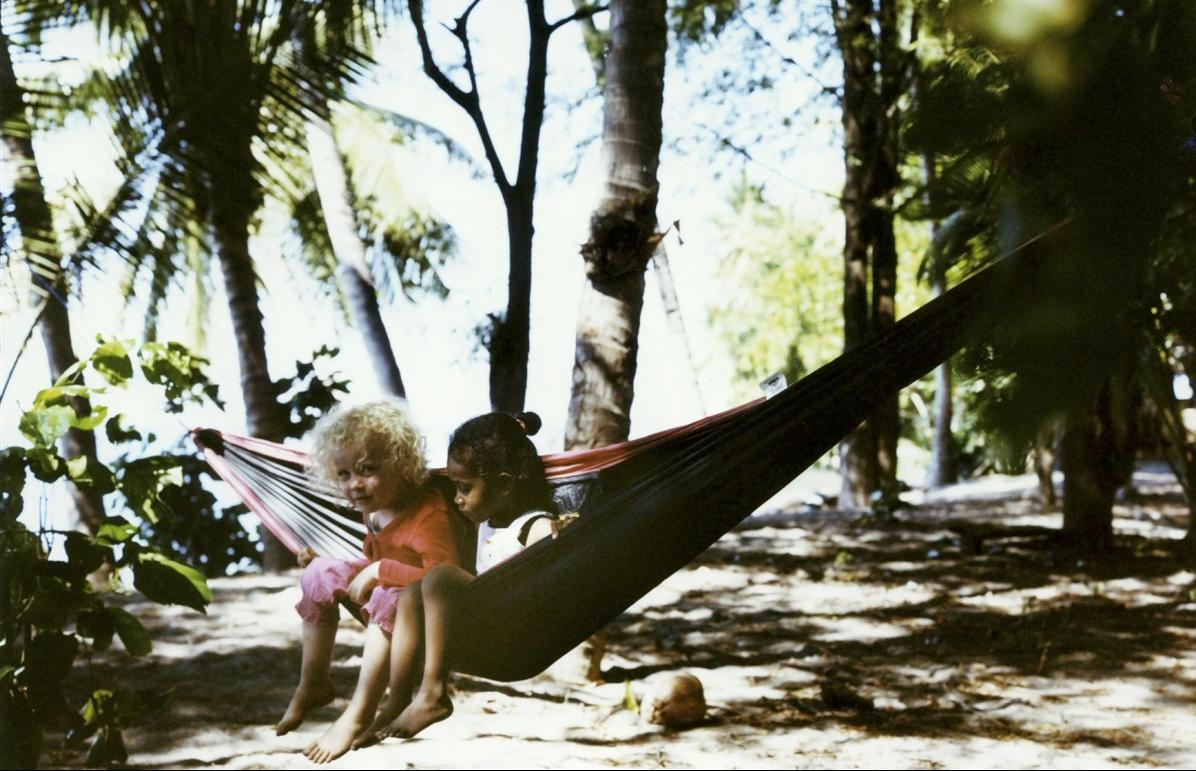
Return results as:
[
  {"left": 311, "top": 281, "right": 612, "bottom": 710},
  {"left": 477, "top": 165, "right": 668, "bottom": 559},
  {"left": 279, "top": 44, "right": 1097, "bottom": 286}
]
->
[
  {"left": 564, "top": 0, "right": 668, "bottom": 449},
  {"left": 1, "top": 28, "right": 106, "bottom": 533}
]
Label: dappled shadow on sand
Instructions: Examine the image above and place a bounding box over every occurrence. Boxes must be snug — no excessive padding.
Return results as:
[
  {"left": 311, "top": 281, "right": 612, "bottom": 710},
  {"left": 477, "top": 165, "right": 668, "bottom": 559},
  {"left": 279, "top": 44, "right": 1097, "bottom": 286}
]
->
[{"left": 53, "top": 488, "right": 1193, "bottom": 767}]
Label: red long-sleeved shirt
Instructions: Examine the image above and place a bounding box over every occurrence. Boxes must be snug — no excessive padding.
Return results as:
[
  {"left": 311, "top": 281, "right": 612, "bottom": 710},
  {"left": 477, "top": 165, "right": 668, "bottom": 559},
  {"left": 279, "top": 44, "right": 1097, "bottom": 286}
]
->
[{"left": 362, "top": 487, "right": 460, "bottom": 587}]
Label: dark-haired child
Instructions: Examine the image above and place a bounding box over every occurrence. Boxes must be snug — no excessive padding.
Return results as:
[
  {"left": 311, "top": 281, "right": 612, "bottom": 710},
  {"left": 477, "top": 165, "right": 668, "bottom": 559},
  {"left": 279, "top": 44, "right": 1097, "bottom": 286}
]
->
[{"left": 354, "top": 411, "right": 557, "bottom": 745}]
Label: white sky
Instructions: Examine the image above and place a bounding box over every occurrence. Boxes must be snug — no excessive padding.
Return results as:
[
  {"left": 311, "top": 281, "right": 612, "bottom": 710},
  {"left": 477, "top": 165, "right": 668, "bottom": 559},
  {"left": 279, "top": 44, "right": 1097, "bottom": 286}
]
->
[{"left": 1, "top": 1, "right": 845, "bottom": 540}]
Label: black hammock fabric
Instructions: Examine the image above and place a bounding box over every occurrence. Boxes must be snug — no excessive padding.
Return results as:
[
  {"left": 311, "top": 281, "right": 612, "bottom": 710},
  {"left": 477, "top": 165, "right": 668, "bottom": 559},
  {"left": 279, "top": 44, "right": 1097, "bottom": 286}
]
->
[
  {"left": 445, "top": 249, "right": 1025, "bottom": 682},
  {"left": 194, "top": 244, "right": 1031, "bottom": 682}
]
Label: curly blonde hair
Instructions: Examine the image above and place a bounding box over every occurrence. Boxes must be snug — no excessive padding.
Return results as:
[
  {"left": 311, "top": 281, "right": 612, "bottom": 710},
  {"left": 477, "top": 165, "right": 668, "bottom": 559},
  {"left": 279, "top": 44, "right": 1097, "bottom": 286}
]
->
[{"left": 307, "top": 400, "right": 428, "bottom": 495}]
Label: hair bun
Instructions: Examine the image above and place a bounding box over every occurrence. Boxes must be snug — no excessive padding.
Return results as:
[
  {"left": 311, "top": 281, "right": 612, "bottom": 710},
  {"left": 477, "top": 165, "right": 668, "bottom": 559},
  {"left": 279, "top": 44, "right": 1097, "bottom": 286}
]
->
[{"left": 514, "top": 411, "right": 542, "bottom": 436}]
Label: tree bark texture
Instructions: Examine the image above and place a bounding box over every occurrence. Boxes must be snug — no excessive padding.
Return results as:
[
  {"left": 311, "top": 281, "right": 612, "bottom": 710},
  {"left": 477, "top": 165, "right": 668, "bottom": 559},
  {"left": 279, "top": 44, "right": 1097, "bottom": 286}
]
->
[
  {"left": 2, "top": 32, "right": 105, "bottom": 533},
  {"left": 564, "top": 0, "right": 668, "bottom": 450},
  {"left": 928, "top": 279, "right": 956, "bottom": 489},
  {"left": 305, "top": 115, "right": 407, "bottom": 399},
  {"left": 1060, "top": 399, "right": 1117, "bottom": 551},
  {"left": 209, "top": 162, "right": 291, "bottom": 569},
  {"left": 833, "top": 0, "right": 903, "bottom": 508}
]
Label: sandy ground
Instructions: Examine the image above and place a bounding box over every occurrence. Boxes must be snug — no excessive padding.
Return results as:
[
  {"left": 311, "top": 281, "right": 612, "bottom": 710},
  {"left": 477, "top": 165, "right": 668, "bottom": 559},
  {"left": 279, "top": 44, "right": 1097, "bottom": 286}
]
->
[{"left": 51, "top": 466, "right": 1196, "bottom": 769}]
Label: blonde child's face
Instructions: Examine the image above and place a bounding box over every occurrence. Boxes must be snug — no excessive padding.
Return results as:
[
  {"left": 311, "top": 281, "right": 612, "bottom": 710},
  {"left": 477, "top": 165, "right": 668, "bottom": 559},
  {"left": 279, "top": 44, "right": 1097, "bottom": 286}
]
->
[{"left": 332, "top": 443, "right": 401, "bottom": 515}]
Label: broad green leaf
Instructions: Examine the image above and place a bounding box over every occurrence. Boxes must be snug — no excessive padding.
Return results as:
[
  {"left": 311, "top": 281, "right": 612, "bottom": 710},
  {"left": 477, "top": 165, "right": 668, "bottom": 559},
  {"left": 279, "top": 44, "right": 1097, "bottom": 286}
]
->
[
  {"left": 0, "top": 447, "right": 27, "bottom": 520},
  {"left": 26, "top": 448, "right": 65, "bottom": 482},
  {"left": 111, "top": 608, "right": 152, "bottom": 656},
  {"left": 20, "top": 589, "right": 72, "bottom": 629},
  {"left": 53, "top": 358, "right": 87, "bottom": 387},
  {"left": 19, "top": 404, "right": 75, "bottom": 446},
  {"left": 133, "top": 552, "right": 211, "bottom": 612},
  {"left": 64, "top": 532, "right": 113, "bottom": 574},
  {"left": 95, "top": 519, "right": 138, "bottom": 546},
  {"left": 67, "top": 456, "right": 117, "bottom": 495},
  {"left": 33, "top": 385, "right": 94, "bottom": 407},
  {"left": 119, "top": 456, "right": 184, "bottom": 524},
  {"left": 26, "top": 630, "right": 79, "bottom": 684},
  {"left": 76, "top": 608, "right": 116, "bottom": 652},
  {"left": 105, "top": 416, "right": 143, "bottom": 444},
  {"left": 68, "top": 404, "right": 109, "bottom": 432},
  {"left": 91, "top": 337, "right": 133, "bottom": 386}
]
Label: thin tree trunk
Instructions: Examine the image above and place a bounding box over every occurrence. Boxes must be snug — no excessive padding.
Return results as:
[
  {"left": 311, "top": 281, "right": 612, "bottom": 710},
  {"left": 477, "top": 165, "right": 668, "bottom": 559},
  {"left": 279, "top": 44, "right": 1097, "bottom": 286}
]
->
[
  {"left": 1, "top": 32, "right": 105, "bottom": 533},
  {"left": 871, "top": 0, "right": 902, "bottom": 498},
  {"left": 491, "top": 199, "right": 535, "bottom": 414},
  {"left": 1060, "top": 387, "right": 1117, "bottom": 551},
  {"left": 928, "top": 278, "right": 956, "bottom": 488},
  {"left": 305, "top": 114, "right": 407, "bottom": 398},
  {"left": 564, "top": 0, "right": 667, "bottom": 449},
  {"left": 834, "top": 0, "right": 879, "bottom": 509}
]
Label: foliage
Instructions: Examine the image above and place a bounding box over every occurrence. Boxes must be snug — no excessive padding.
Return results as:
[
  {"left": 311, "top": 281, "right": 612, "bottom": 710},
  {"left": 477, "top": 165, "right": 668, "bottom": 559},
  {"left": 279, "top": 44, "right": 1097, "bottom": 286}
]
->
[
  {"left": 1, "top": 337, "right": 220, "bottom": 768},
  {"left": 911, "top": 0, "right": 1196, "bottom": 469}
]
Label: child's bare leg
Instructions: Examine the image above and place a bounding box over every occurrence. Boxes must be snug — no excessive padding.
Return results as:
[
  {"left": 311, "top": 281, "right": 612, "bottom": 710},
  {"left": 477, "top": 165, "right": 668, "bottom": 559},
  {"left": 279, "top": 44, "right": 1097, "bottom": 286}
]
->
[
  {"left": 391, "top": 565, "right": 473, "bottom": 738},
  {"left": 353, "top": 583, "right": 425, "bottom": 747},
  {"left": 275, "top": 616, "right": 338, "bottom": 735},
  {"left": 304, "top": 623, "right": 390, "bottom": 763}
]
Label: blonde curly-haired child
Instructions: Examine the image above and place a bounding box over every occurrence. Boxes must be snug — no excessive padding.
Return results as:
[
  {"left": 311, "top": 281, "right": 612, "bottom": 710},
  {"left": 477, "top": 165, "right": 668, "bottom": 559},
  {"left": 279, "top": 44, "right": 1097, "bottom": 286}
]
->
[{"left": 273, "top": 400, "right": 461, "bottom": 763}]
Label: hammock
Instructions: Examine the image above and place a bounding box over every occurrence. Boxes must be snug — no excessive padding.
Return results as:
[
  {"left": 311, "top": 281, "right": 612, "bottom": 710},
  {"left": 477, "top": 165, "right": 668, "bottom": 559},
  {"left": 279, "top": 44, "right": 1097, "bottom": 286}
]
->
[{"left": 194, "top": 244, "right": 1030, "bottom": 682}]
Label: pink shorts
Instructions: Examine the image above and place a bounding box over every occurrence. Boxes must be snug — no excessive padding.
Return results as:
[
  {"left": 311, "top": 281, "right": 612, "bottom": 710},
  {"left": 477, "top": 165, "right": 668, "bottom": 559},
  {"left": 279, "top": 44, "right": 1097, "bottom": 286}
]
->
[{"left": 295, "top": 556, "right": 403, "bottom": 633}]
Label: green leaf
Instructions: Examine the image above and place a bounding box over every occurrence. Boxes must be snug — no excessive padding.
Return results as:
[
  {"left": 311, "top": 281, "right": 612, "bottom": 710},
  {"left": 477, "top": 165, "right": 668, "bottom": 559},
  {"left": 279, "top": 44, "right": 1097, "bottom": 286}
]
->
[
  {"left": 95, "top": 519, "right": 138, "bottom": 546},
  {"left": 20, "top": 589, "right": 72, "bottom": 628},
  {"left": 0, "top": 447, "right": 27, "bottom": 520},
  {"left": 67, "top": 456, "right": 117, "bottom": 495},
  {"left": 0, "top": 665, "right": 15, "bottom": 683},
  {"left": 91, "top": 337, "right": 133, "bottom": 386},
  {"left": 133, "top": 552, "right": 211, "bottom": 613},
  {"left": 119, "top": 456, "right": 184, "bottom": 524},
  {"left": 622, "top": 680, "right": 639, "bottom": 713},
  {"left": 26, "top": 448, "right": 65, "bottom": 482},
  {"left": 26, "top": 630, "right": 79, "bottom": 685},
  {"left": 105, "top": 416, "right": 143, "bottom": 444},
  {"left": 33, "top": 384, "right": 95, "bottom": 407},
  {"left": 111, "top": 608, "right": 152, "bottom": 656},
  {"left": 64, "top": 532, "right": 113, "bottom": 574},
  {"left": 76, "top": 608, "right": 116, "bottom": 652},
  {"left": 68, "top": 404, "right": 109, "bottom": 432},
  {"left": 19, "top": 404, "right": 76, "bottom": 446},
  {"left": 53, "top": 358, "right": 87, "bottom": 387}
]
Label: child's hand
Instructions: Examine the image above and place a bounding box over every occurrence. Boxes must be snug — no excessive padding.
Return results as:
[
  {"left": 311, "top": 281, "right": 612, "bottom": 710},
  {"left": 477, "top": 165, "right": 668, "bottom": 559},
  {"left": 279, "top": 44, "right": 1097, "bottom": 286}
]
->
[
  {"left": 296, "top": 547, "right": 318, "bottom": 568},
  {"left": 348, "top": 562, "right": 381, "bottom": 605},
  {"left": 550, "top": 513, "right": 580, "bottom": 539}
]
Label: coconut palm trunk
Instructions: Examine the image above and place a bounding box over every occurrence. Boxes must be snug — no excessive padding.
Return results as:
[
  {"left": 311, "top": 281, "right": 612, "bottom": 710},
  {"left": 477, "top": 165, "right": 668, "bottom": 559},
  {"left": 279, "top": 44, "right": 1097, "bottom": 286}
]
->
[
  {"left": 564, "top": 0, "right": 668, "bottom": 449},
  {"left": 305, "top": 114, "right": 407, "bottom": 398},
  {"left": 2, "top": 31, "right": 105, "bottom": 533}
]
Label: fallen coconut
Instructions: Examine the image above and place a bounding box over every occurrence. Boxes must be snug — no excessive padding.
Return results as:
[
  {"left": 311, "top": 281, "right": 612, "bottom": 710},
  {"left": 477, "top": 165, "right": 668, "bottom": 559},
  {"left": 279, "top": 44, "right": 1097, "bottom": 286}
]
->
[{"left": 640, "top": 672, "right": 706, "bottom": 728}]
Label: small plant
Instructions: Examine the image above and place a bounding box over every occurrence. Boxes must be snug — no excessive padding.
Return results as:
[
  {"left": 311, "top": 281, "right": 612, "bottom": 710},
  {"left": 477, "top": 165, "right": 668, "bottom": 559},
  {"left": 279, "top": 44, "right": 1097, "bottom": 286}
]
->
[{"left": 1, "top": 337, "right": 220, "bottom": 768}]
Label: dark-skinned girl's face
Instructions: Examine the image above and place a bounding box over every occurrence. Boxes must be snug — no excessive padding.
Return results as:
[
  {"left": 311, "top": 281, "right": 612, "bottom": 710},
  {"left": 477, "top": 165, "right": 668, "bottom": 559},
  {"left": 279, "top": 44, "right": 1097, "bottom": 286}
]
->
[{"left": 446, "top": 456, "right": 512, "bottom": 524}]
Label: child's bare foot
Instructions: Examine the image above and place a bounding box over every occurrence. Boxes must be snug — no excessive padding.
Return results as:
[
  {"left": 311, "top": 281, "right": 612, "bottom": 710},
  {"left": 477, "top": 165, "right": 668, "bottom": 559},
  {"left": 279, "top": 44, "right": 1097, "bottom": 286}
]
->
[
  {"left": 303, "top": 710, "right": 368, "bottom": 764},
  {"left": 388, "top": 688, "right": 453, "bottom": 739},
  {"left": 351, "top": 695, "right": 409, "bottom": 749},
  {"left": 275, "top": 679, "right": 334, "bottom": 735}
]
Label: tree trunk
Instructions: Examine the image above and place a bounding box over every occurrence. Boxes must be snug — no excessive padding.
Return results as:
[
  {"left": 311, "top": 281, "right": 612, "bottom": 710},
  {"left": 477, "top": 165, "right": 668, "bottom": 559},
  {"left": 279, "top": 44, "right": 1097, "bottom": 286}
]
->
[
  {"left": 209, "top": 169, "right": 290, "bottom": 569},
  {"left": 564, "top": 0, "right": 667, "bottom": 450},
  {"left": 835, "top": 0, "right": 880, "bottom": 509},
  {"left": 833, "top": 0, "right": 903, "bottom": 508},
  {"left": 1, "top": 32, "right": 105, "bottom": 534},
  {"left": 490, "top": 199, "right": 535, "bottom": 414},
  {"left": 928, "top": 278, "right": 956, "bottom": 489},
  {"left": 305, "top": 114, "right": 407, "bottom": 398},
  {"left": 1060, "top": 389, "right": 1117, "bottom": 551}
]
